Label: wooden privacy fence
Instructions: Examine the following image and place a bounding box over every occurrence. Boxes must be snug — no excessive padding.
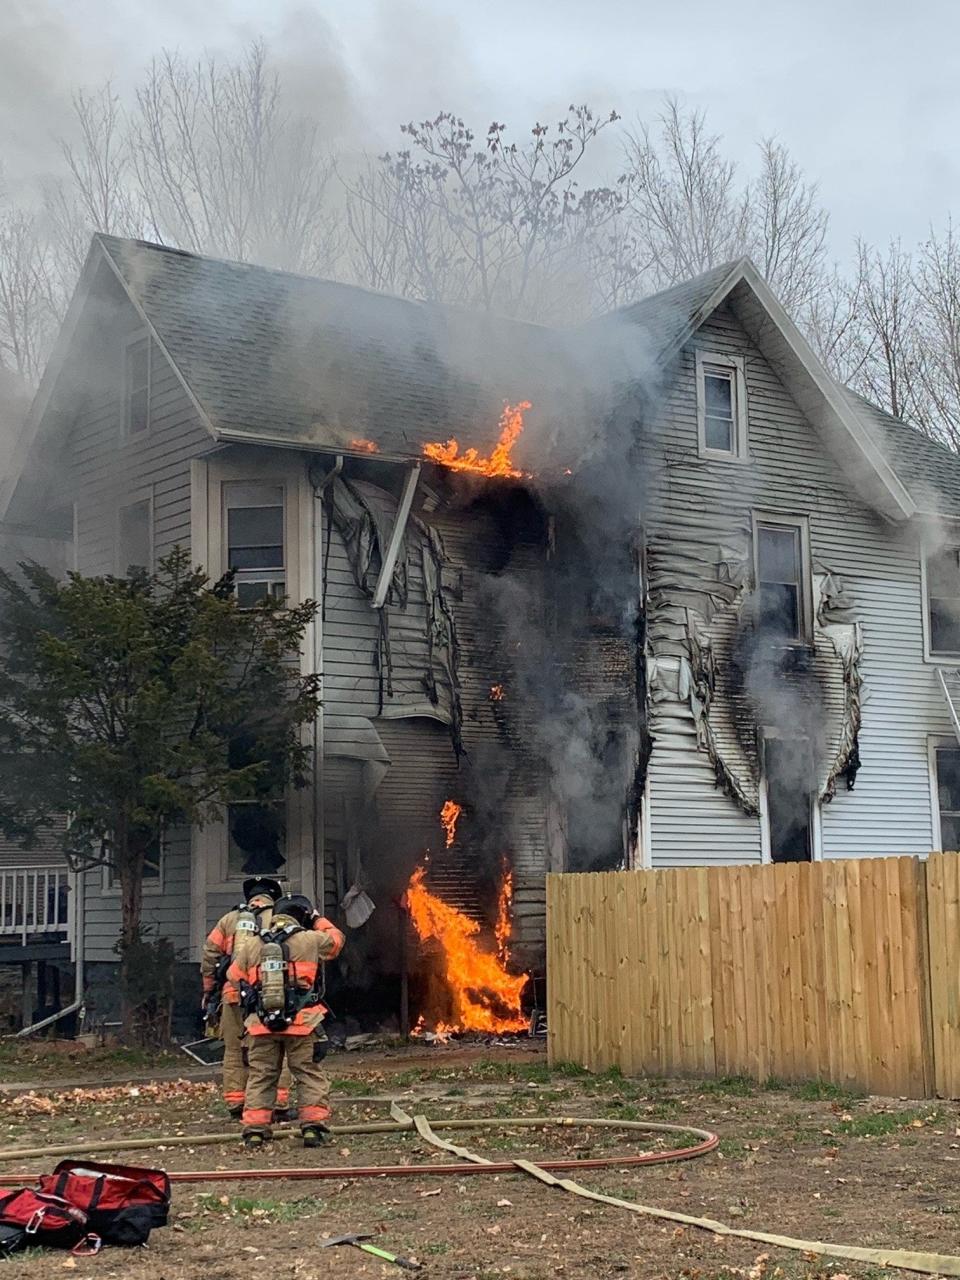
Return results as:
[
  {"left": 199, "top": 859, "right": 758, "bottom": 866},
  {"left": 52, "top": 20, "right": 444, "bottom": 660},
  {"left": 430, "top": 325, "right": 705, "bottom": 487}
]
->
[{"left": 546, "top": 853, "right": 960, "bottom": 1098}]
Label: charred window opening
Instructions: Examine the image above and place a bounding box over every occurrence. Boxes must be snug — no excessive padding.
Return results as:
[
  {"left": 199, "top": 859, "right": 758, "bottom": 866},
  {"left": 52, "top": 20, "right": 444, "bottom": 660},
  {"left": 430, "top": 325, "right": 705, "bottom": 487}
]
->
[
  {"left": 925, "top": 546, "right": 960, "bottom": 656},
  {"left": 763, "top": 733, "right": 813, "bottom": 863},
  {"left": 117, "top": 497, "right": 151, "bottom": 574},
  {"left": 225, "top": 483, "right": 285, "bottom": 606},
  {"left": 227, "top": 802, "right": 286, "bottom": 876},
  {"left": 124, "top": 336, "right": 151, "bottom": 436},
  {"left": 935, "top": 745, "right": 960, "bottom": 850},
  {"left": 755, "top": 518, "right": 809, "bottom": 643}
]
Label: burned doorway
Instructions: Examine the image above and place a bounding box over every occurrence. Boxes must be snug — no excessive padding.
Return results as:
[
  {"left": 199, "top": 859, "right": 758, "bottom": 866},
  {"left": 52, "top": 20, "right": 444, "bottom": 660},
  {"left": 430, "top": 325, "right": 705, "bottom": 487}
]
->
[{"left": 761, "top": 729, "right": 815, "bottom": 863}]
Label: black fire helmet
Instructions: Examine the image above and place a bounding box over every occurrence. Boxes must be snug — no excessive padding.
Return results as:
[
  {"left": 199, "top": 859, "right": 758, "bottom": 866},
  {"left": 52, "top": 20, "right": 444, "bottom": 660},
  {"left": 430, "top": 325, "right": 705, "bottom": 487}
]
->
[
  {"left": 274, "top": 894, "right": 314, "bottom": 927},
  {"left": 243, "top": 876, "right": 284, "bottom": 903}
]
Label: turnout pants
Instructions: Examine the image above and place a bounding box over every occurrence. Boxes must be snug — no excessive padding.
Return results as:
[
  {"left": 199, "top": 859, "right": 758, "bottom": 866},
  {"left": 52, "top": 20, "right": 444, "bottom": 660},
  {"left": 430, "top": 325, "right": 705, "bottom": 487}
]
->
[
  {"left": 242, "top": 1034, "right": 331, "bottom": 1135},
  {"left": 220, "top": 1001, "right": 292, "bottom": 1111}
]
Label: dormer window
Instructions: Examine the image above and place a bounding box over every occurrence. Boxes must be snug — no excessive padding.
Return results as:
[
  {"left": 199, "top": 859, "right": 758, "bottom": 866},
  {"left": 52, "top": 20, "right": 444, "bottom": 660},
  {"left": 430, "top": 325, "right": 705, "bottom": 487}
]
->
[
  {"left": 696, "top": 350, "right": 747, "bottom": 460},
  {"left": 124, "top": 334, "right": 151, "bottom": 436}
]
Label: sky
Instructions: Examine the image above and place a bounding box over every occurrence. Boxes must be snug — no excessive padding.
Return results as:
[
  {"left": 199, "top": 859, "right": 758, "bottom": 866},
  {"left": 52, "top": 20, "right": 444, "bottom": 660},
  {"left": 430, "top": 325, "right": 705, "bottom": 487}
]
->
[{"left": 3, "top": 0, "right": 960, "bottom": 262}]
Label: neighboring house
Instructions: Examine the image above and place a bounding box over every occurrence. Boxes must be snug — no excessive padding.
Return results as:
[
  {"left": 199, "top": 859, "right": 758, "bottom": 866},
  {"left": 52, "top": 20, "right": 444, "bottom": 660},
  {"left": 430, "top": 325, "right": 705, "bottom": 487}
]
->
[
  {"left": 0, "top": 367, "right": 72, "bottom": 1028},
  {"left": 4, "top": 235, "right": 960, "bottom": 1021}
]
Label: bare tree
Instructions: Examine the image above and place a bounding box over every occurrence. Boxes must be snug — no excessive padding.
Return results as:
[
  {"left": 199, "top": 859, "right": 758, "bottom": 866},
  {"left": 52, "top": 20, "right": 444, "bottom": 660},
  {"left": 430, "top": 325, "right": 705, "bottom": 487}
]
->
[
  {"left": 754, "top": 138, "right": 828, "bottom": 314},
  {"left": 622, "top": 100, "right": 750, "bottom": 288},
  {"left": 621, "top": 101, "right": 829, "bottom": 315},
  {"left": 913, "top": 221, "right": 960, "bottom": 449},
  {"left": 343, "top": 107, "right": 624, "bottom": 320},
  {"left": 844, "top": 239, "right": 927, "bottom": 426},
  {"left": 0, "top": 193, "right": 56, "bottom": 385},
  {"left": 129, "top": 42, "right": 339, "bottom": 274}
]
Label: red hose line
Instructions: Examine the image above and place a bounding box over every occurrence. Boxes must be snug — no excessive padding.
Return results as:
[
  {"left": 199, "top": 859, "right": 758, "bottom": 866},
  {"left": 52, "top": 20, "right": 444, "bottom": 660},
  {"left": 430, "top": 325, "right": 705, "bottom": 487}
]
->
[{"left": 132, "top": 1130, "right": 719, "bottom": 1185}]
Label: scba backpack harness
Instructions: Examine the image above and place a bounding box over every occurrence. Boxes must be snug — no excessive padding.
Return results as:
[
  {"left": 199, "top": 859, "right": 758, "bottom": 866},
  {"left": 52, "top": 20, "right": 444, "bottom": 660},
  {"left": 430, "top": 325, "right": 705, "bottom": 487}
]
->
[{"left": 246, "top": 919, "right": 325, "bottom": 1033}]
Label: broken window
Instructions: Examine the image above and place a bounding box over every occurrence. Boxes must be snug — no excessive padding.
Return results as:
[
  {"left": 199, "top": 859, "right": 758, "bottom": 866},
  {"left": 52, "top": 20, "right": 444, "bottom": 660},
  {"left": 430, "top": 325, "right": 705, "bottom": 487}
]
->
[
  {"left": 925, "top": 546, "right": 960, "bottom": 655},
  {"left": 763, "top": 734, "right": 813, "bottom": 862},
  {"left": 696, "top": 351, "right": 746, "bottom": 459},
  {"left": 225, "top": 483, "right": 285, "bottom": 606},
  {"left": 935, "top": 745, "right": 960, "bottom": 850},
  {"left": 227, "top": 802, "right": 287, "bottom": 877},
  {"left": 124, "top": 336, "right": 151, "bottom": 436},
  {"left": 117, "top": 498, "right": 151, "bottom": 574},
  {"left": 755, "top": 518, "right": 809, "bottom": 642}
]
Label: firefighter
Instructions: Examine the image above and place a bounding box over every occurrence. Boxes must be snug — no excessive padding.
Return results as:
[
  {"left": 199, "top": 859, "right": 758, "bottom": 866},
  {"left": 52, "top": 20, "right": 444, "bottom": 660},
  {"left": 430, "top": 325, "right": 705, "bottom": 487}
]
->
[
  {"left": 200, "top": 876, "right": 291, "bottom": 1117},
  {"left": 227, "top": 894, "right": 344, "bottom": 1149}
]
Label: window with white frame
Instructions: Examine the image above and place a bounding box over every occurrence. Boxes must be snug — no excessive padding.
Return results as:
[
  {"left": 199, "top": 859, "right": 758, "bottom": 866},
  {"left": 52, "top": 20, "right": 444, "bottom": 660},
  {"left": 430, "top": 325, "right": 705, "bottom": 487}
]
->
[
  {"left": 696, "top": 351, "right": 747, "bottom": 459},
  {"left": 224, "top": 483, "right": 285, "bottom": 606},
  {"left": 754, "top": 515, "right": 811, "bottom": 642},
  {"left": 934, "top": 744, "right": 960, "bottom": 851},
  {"left": 925, "top": 545, "right": 960, "bottom": 657},
  {"left": 124, "top": 336, "right": 151, "bottom": 436},
  {"left": 106, "top": 835, "right": 163, "bottom": 889},
  {"left": 117, "top": 497, "right": 152, "bottom": 574}
]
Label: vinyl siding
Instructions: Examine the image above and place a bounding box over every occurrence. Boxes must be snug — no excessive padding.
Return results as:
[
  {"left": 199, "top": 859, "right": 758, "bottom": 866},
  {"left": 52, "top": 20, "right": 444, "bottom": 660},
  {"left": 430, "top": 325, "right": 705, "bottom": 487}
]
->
[
  {"left": 644, "top": 302, "right": 950, "bottom": 865},
  {"left": 66, "top": 272, "right": 212, "bottom": 961}
]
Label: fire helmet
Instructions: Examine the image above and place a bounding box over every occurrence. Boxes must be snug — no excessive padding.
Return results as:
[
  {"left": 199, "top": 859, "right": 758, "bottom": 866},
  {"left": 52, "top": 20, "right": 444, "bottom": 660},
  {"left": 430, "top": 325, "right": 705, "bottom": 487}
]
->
[
  {"left": 274, "top": 894, "right": 314, "bottom": 927},
  {"left": 243, "top": 876, "right": 284, "bottom": 903}
]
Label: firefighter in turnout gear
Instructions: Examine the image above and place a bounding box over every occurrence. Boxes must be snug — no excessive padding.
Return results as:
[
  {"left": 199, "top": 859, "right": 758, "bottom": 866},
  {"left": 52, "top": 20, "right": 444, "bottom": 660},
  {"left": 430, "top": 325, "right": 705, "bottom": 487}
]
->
[
  {"left": 202, "top": 877, "right": 286, "bottom": 1116},
  {"left": 227, "top": 894, "right": 344, "bottom": 1149}
]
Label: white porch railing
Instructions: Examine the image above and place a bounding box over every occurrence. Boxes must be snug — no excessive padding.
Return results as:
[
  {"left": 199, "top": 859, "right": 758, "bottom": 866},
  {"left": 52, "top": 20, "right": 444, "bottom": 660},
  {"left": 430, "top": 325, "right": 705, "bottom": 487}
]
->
[{"left": 0, "top": 868, "right": 70, "bottom": 944}]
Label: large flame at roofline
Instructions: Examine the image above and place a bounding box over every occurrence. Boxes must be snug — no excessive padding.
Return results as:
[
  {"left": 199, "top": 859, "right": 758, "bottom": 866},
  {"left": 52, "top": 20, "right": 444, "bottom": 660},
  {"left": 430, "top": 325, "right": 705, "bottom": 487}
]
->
[{"left": 423, "top": 401, "right": 532, "bottom": 478}]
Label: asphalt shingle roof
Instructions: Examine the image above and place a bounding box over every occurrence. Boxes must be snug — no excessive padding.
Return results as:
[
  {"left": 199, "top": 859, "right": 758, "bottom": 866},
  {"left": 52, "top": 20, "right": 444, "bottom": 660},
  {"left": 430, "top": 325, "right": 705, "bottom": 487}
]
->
[
  {"left": 97, "top": 235, "right": 564, "bottom": 460},
  {"left": 96, "top": 236, "right": 960, "bottom": 519}
]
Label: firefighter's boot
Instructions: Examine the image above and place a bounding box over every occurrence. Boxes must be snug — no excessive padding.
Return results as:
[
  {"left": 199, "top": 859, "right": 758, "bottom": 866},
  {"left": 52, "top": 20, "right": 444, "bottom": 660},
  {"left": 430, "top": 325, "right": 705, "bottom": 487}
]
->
[{"left": 301, "top": 1124, "right": 329, "bottom": 1149}]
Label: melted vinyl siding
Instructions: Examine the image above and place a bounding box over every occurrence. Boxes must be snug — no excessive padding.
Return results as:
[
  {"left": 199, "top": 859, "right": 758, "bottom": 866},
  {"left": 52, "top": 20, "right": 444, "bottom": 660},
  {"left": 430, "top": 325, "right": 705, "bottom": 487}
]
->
[
  {"left": 320, "top": 500, "right": 548, "bottom": 956},
  {"left": 68, "top": 286, "right": 212, "bottom": 960},
  {"left": 645, "top": 302, "right": 948, "bottom": 865}
]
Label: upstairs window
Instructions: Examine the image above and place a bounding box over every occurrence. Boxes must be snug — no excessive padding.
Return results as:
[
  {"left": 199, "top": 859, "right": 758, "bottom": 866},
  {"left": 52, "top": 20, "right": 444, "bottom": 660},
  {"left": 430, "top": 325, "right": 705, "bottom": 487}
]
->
[
  {"left": 696, "top": 351, "right": 747, "bottom": 460},
  {"left": 925, "top": 545, "right": 960, "bottom": 657},
  {"left": 225, "top": 483, "right": 285, "bottom": 606},
  {"left": 124, "top": 336, "right": 151, "bottom": 436},
  {"left": 117, "top": 497, "right": 152, "bottom": 574},
  {"left": 754, "top": 515, "right": 811, "bottom": 643}
]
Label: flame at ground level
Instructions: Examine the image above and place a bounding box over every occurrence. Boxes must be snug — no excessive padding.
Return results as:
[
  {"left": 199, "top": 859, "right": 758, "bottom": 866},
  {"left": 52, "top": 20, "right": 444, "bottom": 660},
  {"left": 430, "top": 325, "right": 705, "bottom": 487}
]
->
[
  {"left": 405, "top": 865, "right": 528, "bottom": 1035},
  {"left": 423, "top": 401, "right": 531, "bottom": 478}
]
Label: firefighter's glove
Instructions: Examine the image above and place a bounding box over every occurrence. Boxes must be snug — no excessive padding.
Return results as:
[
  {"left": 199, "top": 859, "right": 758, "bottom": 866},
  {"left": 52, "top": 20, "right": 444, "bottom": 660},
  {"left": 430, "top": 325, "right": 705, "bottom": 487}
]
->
[{"left": 312, "top": 1031, "right": 329, "bottom": 1063}]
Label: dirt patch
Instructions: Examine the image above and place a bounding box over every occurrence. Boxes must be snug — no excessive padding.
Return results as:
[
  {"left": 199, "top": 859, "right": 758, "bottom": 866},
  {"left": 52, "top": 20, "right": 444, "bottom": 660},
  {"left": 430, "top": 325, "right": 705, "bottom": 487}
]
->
[{"left": 0, "top": 1049, "right": 956, "bottom": 1279}]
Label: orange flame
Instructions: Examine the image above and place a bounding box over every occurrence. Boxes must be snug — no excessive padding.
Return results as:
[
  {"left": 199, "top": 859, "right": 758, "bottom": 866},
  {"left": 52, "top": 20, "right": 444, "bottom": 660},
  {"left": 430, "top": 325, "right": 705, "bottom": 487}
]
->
[
  {"left": 410, "top": 1014, "right": 456, "bottom": 1043},
  {"left": 423, "top": 401, "right": 531, "bottom": 478},
  {"left": 495, "top": 861, "right": 513, "bottom": 965},
  {"left": 440, "top": 800, "right": 462, "bottom": 849},
  {"left": 489, "top": 684, "right": 505, "bottom": 702},
  {"left": 350, "top": 438, "right": 379, "bottom": 453},
  {"left": 405, "top": 865, "right": 528, "bottom": 1034}
]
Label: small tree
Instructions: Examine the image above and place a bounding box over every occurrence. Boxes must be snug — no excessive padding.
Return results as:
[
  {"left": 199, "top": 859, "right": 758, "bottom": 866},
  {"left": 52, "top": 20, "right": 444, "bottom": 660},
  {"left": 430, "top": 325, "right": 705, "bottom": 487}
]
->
[{"left": 0, "top": 549, "right": 319, "bottom": 1041}]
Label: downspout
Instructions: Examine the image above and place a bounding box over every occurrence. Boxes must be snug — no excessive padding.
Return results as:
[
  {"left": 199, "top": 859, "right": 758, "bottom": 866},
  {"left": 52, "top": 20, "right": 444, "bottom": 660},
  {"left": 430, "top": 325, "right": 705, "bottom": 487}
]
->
[
  {"left": 308, "top": 456, "right": 343, "bottom": 913},
  {"left": 17, "top": 869, "right": 85, "bottom": 1038}
]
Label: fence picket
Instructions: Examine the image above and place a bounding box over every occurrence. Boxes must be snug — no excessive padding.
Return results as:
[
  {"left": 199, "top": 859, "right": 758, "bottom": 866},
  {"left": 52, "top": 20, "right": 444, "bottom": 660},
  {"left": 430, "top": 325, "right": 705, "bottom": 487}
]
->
[{"left": 548, "top": 853, "right": 957, "bottom": 1097}]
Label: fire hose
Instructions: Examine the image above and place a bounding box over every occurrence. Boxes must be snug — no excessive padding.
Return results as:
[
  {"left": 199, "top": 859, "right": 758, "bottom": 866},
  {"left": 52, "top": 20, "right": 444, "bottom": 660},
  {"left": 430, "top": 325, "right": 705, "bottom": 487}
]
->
[{"left": 0, "top": 1110, "right": 958, "bottom": 1277}]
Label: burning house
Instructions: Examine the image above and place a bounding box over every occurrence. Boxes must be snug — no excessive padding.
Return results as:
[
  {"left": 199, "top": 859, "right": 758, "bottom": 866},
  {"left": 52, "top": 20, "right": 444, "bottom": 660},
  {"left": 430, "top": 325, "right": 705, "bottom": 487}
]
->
[{"left": 4, "top": 236, "right": 960, "bottom": 1031}]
